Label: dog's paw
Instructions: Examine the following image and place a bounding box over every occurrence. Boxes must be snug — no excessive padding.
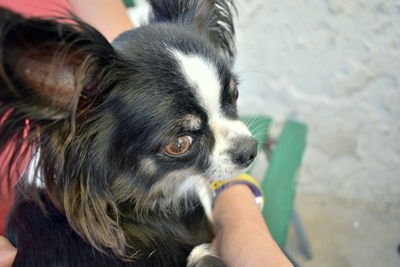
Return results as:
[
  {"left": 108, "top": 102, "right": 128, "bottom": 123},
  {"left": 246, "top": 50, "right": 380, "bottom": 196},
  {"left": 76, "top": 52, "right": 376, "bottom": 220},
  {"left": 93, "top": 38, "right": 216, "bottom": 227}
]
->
[
  {"left": 187, "top": 244, "right": 226, "bottom": 267},
  {"left": 188, "top": 255, "right": 226, "bottom": 267}
]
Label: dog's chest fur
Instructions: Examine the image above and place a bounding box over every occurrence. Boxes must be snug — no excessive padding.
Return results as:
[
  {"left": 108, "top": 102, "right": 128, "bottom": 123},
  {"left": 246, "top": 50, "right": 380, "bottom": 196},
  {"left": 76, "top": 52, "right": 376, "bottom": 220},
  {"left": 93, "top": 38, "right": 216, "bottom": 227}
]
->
[{"left": 7, "top": 192, "right": 212, "bottom": 266}]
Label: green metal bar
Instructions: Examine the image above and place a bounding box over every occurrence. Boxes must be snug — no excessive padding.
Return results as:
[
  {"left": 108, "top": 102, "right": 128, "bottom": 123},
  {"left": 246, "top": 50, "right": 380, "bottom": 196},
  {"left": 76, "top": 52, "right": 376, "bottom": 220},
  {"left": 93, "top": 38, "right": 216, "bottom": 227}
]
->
[
  {"left": 261, "top": 120, "right": 307, "bottom": 247},
  {"left": 122, "top": 0, "right": 135, "bottom": 8}
]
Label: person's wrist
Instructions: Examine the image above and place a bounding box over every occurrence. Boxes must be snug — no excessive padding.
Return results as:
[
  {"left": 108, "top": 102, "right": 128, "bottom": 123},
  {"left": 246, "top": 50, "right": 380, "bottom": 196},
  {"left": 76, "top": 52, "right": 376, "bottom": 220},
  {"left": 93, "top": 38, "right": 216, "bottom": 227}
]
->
[
  {"left": 212, "top": 184, "right": 260, "bottom": 228},
  {"left": 214, "top": 183, "right": 254, "bottom": 204},
  {"left": 211, "top": 174, "right": 264, "bottom": 210}
]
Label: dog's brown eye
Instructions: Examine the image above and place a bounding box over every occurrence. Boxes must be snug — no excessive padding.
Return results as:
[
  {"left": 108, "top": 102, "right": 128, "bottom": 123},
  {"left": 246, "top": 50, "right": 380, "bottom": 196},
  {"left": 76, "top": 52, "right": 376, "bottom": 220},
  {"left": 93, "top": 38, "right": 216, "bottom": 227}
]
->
[
  {"left": 231, "top": 88, "right": 239, "bottom": 104},
  {"left": 164, "top": 136, "right": 193, "bottom": 156}
]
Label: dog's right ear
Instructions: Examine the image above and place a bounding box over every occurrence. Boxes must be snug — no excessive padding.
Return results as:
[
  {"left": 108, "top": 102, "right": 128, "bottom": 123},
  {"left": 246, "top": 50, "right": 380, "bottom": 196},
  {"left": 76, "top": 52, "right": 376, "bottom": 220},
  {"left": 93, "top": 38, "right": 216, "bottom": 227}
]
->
[
  {"left": 0, "top": 8, "right": 114, "bottom": 121},
  {"left": 148, "top": 0, "right": 237, "bottom": 65},
  {"left": 0, "top": 7, "right": 117, "bottom": 191}
]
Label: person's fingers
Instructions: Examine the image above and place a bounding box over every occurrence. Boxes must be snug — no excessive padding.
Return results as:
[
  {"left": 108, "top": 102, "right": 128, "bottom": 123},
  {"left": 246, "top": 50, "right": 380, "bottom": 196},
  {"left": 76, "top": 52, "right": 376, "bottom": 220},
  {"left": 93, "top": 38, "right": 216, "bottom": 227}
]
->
[{"left": 0, "top": 236, "right": 17, "bottom": 267}]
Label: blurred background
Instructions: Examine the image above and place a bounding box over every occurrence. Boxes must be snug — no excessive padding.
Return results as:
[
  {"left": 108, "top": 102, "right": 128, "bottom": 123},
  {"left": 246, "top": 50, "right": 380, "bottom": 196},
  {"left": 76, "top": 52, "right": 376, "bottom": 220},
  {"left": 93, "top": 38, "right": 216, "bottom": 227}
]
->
[
  {"left": 233, "top": 1, "right": 400, "bottom": 266},
  {"left": 2, "top": 0, "right": 397, "bottom": 265},
  {"left": 127, "top": 0, "right": 400, "bottom": 266}
]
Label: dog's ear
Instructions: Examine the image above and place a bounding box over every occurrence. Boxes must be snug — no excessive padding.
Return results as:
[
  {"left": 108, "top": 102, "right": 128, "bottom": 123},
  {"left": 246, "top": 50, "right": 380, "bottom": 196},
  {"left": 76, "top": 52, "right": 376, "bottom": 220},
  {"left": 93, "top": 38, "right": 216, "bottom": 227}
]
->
[
  {"left": 0, "top": 7, "right": 115, "bottom": 176},
  {"left": 0, "top": 8, "right": 114, "bottom": 121},
  {"left": 148, "top": 0, "right": 237, "bottom": 64},
  {"left": 0, "top": 9, "right": 129, "bottom": 256}
]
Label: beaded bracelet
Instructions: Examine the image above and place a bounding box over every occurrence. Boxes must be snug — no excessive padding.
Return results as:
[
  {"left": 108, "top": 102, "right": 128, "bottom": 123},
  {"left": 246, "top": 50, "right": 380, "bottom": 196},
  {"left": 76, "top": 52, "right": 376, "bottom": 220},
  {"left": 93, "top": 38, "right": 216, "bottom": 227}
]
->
[{"left": 210, "top": 173, "right": 264, "bottom": 210}]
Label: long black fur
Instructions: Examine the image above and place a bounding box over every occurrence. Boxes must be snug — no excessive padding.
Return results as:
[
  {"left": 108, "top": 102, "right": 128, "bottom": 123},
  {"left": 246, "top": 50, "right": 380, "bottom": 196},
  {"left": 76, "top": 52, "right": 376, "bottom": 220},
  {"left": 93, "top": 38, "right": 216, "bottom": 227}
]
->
[
  {"left": 148, "top": 0, "right": 236, "bottom": 64},
  {"left": 0, "top": 0, "right": 244, "bottom": 266}
]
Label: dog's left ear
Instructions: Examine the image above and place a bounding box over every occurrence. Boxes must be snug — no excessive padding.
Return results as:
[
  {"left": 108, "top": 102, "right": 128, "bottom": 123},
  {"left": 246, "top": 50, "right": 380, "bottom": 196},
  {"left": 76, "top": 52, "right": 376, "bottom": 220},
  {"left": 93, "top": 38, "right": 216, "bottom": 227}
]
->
[
  {"left": 0, "top": 8, "right": 114, "bottom": 120},
  {"left": 149, "top": 0, "right": 237, "bottom": 65},
  {"left": 0, "top": 8, "right": 116, "bottom": 183}
]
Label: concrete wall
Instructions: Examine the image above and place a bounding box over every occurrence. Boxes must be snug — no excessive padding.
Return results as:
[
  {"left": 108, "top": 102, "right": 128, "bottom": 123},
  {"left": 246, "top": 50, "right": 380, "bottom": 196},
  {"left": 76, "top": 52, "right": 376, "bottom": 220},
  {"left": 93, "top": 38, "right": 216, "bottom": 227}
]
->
[{"left": 235, "top": 0, "right": 400, "bottom": 204}]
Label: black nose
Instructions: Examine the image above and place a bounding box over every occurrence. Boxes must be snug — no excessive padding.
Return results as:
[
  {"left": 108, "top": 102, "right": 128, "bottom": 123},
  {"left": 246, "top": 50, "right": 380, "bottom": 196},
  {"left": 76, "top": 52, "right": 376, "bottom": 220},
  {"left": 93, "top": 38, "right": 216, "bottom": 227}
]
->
[{"left": 232, "top": 137, "right": 258, "bottom": 168}]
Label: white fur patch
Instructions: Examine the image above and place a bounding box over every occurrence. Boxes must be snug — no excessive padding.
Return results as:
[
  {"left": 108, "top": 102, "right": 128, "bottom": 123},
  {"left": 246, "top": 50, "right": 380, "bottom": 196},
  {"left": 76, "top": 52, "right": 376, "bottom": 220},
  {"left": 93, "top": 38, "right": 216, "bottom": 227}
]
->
[
  {"left": 26, "top": 150, "right": 44, "bottom": 188},
  {"left": 139, "top": 157, "right": 157, "bottom": 175},
  {"left": 194, "top": 180, "right": 213, "bottom": 221},
  {"left": 147, "top": 171, "right": 209, "bottom": 215},
  {"left": 206, "top": 118, "right": 253, "bottom": 180},
  {"left": 187, "top": 243, "right": 215, "bottom": 266},
  {"left": 181, "top": 114, "right": 202, "bottom": 130},
  {"left": 171, "top": 50, "right": 221, "bottom": 118},
  {"left": 172, "top": 50, "right": 254, "bottom": 181},
  {"left": 177, "top": 175, "right": 213, "bottom": 220}
]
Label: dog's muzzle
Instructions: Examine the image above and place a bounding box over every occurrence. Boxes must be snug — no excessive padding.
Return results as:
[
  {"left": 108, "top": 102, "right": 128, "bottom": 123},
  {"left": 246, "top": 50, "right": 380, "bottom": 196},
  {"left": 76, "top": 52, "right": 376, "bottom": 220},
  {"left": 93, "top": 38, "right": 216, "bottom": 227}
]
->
[{"left": 231, "top": 137, "right": 258, "bottom": 168}]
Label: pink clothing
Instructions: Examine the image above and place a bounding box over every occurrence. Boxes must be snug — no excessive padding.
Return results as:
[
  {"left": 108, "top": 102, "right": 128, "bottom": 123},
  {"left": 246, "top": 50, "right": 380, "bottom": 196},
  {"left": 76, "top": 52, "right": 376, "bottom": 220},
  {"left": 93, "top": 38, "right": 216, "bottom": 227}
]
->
[
  {"left": 0, "top": 0, "right": 71, "bottom": 17},
  {"left": 0, "top": 0, "right": 71, "bottom": 234}
]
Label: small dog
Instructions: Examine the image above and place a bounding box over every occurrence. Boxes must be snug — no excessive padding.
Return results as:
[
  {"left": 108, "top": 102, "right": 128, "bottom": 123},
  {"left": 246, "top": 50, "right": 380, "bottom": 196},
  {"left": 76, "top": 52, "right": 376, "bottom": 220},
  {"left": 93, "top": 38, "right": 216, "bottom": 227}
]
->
[{"left": 0, "top": 0, "right": 258, "bottom": 266}]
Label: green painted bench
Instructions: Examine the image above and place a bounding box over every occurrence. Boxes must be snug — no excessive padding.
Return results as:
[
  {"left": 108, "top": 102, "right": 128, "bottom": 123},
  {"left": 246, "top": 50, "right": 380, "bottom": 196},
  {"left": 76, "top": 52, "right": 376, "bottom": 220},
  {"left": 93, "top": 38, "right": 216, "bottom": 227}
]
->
[
  {"left": 241, "top": 116, "right": 308, "bottom": 254},
  {"left": 122, "top": 0, "right": 135, "bottom": 8}
]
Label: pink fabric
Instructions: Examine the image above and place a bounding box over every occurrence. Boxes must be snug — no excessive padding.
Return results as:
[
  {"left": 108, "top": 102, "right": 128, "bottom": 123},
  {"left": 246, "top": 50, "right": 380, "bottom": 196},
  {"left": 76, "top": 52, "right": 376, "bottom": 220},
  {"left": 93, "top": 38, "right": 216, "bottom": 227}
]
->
[
  {"left": 0, "top": 111, "right": 33, "bottom": 234},
  {"left": 0, "top": 0, "right": 68, "bottom": 234},
  {"left": 0, "top": 134, "right": 32, "bottom": 234},
  {"left": 0, "top": 0, "right": 71, "bottom": 17}
]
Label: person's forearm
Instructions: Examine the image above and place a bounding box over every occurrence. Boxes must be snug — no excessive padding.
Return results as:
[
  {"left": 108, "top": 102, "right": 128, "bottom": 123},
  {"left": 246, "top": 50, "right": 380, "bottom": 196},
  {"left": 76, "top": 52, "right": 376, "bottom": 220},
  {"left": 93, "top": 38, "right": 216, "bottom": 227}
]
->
[
  {"left": 212, "top": 185, "right": 293, "bottom": 267},
  {"left": 68, "top": 0, "right": 134, "bottom": 41},
  {"left": 0, "top": 236, "right": 16, "bottom": 267}
]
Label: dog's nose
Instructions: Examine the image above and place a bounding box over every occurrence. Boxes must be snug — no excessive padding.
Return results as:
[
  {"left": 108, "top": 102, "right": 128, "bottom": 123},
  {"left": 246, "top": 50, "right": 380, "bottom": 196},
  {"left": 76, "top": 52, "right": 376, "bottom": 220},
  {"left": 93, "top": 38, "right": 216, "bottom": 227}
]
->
[{"left": 232, "top": 137, "right": 258, "bottom": 168}]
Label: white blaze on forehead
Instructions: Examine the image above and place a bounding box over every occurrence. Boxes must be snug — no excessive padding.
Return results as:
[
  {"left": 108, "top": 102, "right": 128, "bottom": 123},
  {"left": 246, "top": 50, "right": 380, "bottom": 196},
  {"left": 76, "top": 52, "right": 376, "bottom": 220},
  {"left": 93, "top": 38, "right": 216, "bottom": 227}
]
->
[
  {"left": 171, "top": 50, "right": 251, "bottom": 137},
  {"left": 171, "top": 50, "right": 221, "bottom": 118},
  {"left": 172, "top": 50, "right": 254, "bottom": 181}
]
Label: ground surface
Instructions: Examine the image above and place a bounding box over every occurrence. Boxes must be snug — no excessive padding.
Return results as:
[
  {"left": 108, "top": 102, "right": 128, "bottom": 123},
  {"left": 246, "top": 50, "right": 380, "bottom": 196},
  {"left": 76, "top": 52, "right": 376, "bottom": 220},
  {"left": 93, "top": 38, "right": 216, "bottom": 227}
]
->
[{"left": 286, "top": 192, "right": 400, "bottom": 267}]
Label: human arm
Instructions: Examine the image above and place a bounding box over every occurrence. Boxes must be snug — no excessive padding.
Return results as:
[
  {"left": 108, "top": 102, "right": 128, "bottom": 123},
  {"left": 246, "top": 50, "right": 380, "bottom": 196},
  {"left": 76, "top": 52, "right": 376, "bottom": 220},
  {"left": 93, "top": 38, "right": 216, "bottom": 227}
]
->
[
  {"left": 67, "top": 0, "right": 134, "bottom": 41},
  {"left": 0, "top": 236, "right": 16, "bottom": 267},
  {"left": 212, "top": 185, "right": 293, "bottom": 267}
]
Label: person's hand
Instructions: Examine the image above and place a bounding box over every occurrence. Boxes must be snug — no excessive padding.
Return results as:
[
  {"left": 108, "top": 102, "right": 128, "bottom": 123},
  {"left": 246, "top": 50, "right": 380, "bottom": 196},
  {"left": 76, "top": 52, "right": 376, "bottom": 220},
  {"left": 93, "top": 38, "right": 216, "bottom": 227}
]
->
[
  {"left": 68, "top": 0, "right": 134, "bottom": 41},
  {"left": 0, "top": 236, "right": 16, "bottom": 267}
]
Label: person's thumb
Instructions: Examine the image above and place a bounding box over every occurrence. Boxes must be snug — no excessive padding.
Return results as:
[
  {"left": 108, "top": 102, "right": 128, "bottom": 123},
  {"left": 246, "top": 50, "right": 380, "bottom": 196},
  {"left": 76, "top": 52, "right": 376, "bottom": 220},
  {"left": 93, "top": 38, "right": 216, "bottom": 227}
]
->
[{"left": 0, "top": 236, "right": 17, "bottom": 267}]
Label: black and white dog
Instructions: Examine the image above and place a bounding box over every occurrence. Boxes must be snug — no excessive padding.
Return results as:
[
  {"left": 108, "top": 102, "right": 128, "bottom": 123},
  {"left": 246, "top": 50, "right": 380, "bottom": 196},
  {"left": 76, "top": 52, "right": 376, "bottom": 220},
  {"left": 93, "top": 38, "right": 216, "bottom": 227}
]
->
[{"left": 0, "top": 0, "right": 258, "bottom": 266}]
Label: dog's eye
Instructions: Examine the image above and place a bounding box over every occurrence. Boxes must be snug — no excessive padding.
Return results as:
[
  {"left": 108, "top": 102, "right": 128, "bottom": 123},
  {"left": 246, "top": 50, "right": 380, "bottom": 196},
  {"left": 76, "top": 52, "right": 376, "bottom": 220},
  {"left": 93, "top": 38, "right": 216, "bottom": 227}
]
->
[
  {"left": 231, "top": 88, "right": 239, "bottom": 104},
  {"left": 164, "top": 136, "right": 193, "bottom": 156}
]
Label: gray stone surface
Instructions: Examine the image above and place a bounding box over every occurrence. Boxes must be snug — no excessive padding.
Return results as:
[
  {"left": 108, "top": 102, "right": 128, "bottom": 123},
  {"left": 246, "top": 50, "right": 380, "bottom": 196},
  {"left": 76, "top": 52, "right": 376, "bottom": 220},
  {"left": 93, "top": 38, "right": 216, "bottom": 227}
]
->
[
  {"left": 286, "top": 192, "right": 400, "bottom": 267},
  {"left": 235, "top": 0, "right": 400, "bottom": 205}
]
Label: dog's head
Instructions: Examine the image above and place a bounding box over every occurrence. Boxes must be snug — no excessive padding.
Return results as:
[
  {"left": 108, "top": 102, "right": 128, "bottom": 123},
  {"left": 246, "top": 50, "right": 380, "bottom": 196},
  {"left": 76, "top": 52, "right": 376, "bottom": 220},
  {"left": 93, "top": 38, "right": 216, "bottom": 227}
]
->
[{"left": 0, "top": 0, "right": 257, "bottom": 257}]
